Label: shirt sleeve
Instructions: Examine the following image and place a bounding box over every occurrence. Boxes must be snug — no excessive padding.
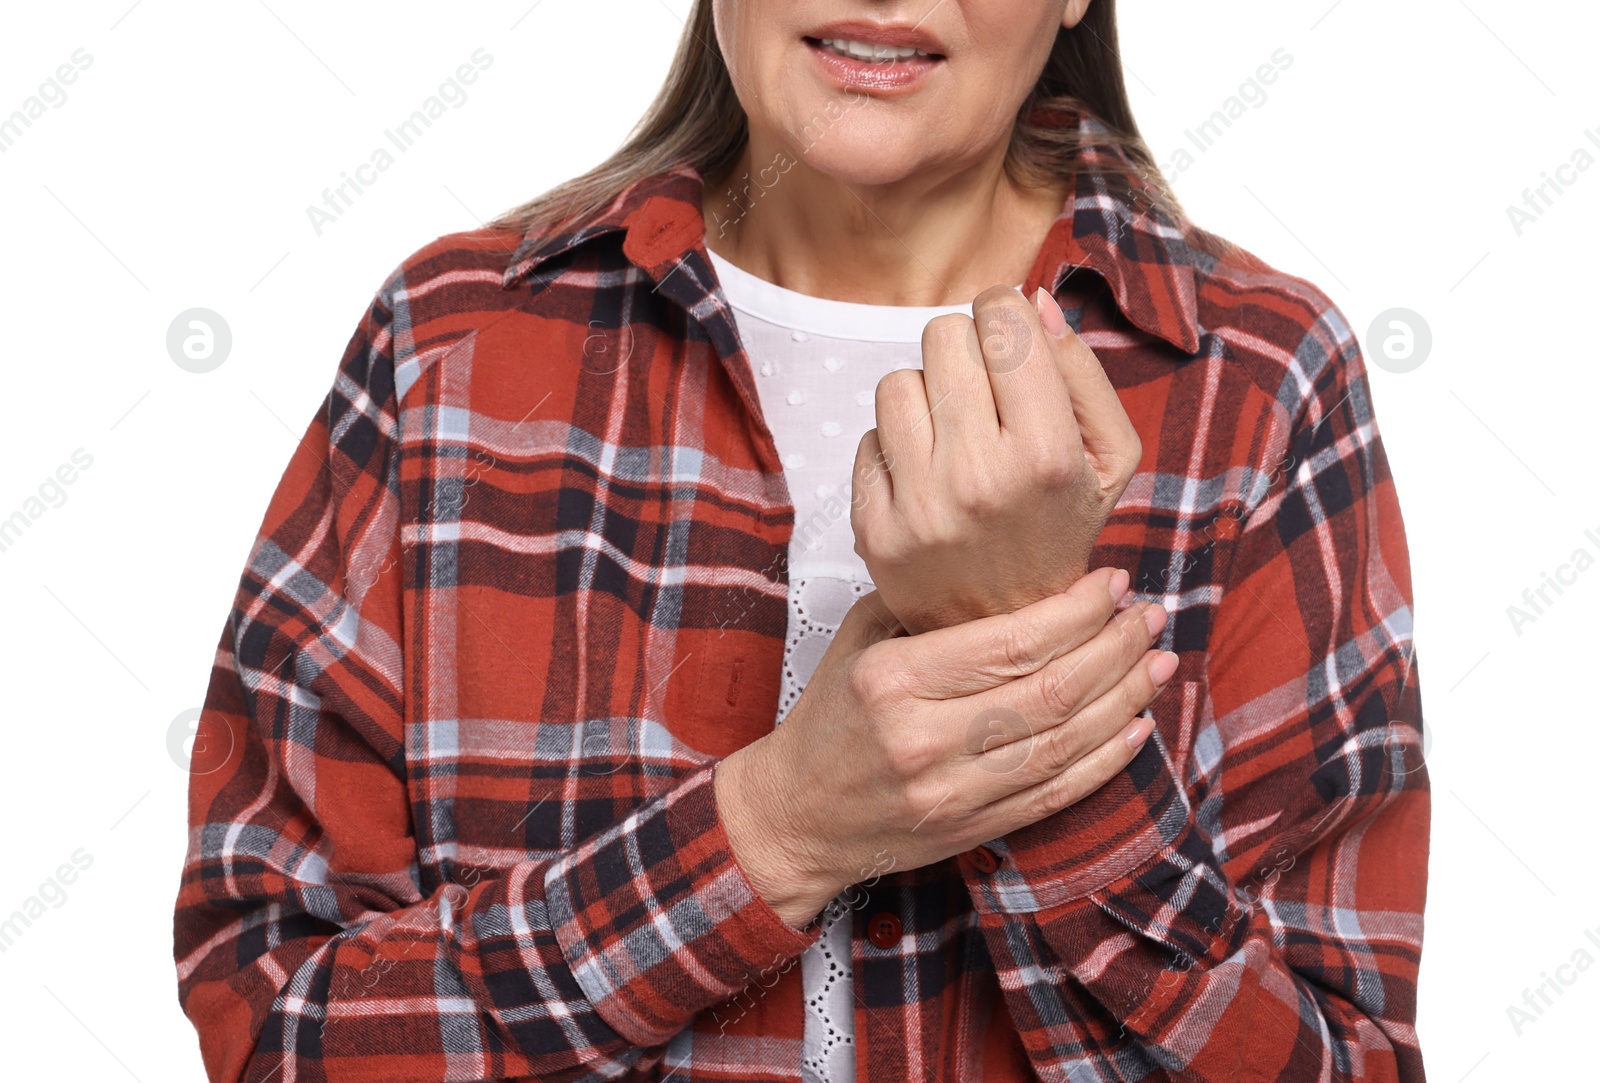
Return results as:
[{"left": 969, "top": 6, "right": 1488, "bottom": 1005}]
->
[
  {"left": 966, "top": 302, "right": 1430, "bottom": 1081},
  {"left": 171, "top": 277, "right": 815, "bottom": 1083}
]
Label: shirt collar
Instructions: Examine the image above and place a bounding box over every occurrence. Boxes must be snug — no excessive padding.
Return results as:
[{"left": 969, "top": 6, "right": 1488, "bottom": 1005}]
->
[{"left": 502, "top": 106, "right": 1205, "bottom": 354}]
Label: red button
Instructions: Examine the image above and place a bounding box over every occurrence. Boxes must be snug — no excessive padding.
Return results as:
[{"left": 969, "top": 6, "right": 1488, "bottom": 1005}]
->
[
  {"left": 969, "top": 847, "right": 1000, "bottom": 874},
  {"left": 866, "top": 912, "right": 903, "bottom": 949}
]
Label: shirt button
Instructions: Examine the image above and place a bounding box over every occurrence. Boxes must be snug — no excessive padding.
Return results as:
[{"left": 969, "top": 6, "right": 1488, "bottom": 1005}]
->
[
  {"left": 969, "top": 847, "right": 1000, "bottom": 874},
  {"left": 866, "top": 912, "right": 903, "bottom": 949}
]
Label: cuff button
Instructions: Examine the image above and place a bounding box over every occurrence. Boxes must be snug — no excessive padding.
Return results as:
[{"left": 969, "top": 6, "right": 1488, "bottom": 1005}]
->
[{"left": 969, "top": 847, "right": 1000, "bottom": 874}]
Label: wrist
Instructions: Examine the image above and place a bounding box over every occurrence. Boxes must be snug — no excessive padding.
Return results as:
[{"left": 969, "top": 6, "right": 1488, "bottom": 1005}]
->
[{"left": 714, "top": 739, "right": 841, "bottom": 927}]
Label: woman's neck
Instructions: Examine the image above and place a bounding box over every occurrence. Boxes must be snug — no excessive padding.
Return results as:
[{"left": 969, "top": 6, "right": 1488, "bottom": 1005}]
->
[{"left": 701, "top": 130, "right": 1069, "bottom": 307}]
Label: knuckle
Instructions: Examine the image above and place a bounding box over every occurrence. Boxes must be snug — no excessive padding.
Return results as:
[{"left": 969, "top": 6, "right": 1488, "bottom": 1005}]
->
[
  {"left": 922, "top": 312, "right": 975, "bottom": 353},
  {"left": 1037, "top": 658, "right": 1087, "bottom": 718},
  {"left": 1132, "top": 654, "right": 1164, "bottom": 704},
  {"left": 1028, "top": 445, "right": 1078, "bottom": 488},
  {"left": 1049, "top": 769, "right": 1082, "bottom": 813},
  {"left": 873, "top": 378, "right": 897, "bottom": 416},
  {"left": 1120, "top": 604, "right": 1155, "bottom": 649},
  {"left": 847, "top": 650, "right": 902, "bottom": 710},
  {"left": 876, "top": 369, "right": 918, "bottom": 412},
  {"left": 905, "top": 498, "right": 958, "bottom": 548},
  {"left": 1031, "top": 770, "right": 1076, "bottom": 820},
  {"left": 995, "top": 616, "right": 1048, "bottom": 675},
  {"left": 1118, "top": 674, "right": 1153, "bottom": 723},
  {"left": 1138, "top": 604, "right": 1164, "bottom": 647},
  {"left": 976, "top": 303, "right": 1034, "bottom": 370},
  {"left": 1040, "top": 716, "right": 1088, "bottom": 771},
  {"left": 852, "top": 433, "right": 878, "bottom": 474},
  {"left": 1112, "top": 625, "right": 1146, "bottom": 664},
  {"left": 952, "top": 469, "right": 1001, "bottom": 514},
  {"left": 883, "top": 727, "right": 940, "bottom": 781},
  {"left": 900, "top": 776, "right": 951, "bottom": 829}
]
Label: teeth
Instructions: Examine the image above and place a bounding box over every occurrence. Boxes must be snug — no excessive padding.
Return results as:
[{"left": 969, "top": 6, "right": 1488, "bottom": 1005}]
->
[{"left": 819, "top": 38, "right": 929, "bottom": 62}]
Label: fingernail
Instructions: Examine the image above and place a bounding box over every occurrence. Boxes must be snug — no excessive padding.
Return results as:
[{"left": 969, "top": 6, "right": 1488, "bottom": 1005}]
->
[
  {"left": 1124, "top": 716, "right": 1155, "bottom": 752},
  {"left": 1142, "top": 603, "right": 1168, "bottom": 637},
  {"left": 1107, "top": 568, "right": 1130, "bottom": 605},
  {"left": 1148, "top": 650, "right": 1179, "bottom": 686},
  {"left": 1033, "top": 286, "right": 1068, "bottom": 337}
]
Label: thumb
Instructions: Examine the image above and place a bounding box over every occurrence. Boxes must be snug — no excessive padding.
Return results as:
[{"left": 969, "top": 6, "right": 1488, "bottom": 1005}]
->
[{"left": 1034, "top": 288, "right": 1140, "bottom": 470}]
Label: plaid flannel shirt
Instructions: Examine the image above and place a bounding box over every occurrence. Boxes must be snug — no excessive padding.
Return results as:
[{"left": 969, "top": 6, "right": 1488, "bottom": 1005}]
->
[{"left": 174, "top": 106, "right": 1429, "bottom": 1082}]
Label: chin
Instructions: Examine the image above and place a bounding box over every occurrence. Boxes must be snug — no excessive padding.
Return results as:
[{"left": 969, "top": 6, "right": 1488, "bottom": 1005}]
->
[
  {"left": 802, "top": 145, "right": 923, "bottom": 187},
  {"left": 781, "top": 114, "right": 940, "bottom": 186}
]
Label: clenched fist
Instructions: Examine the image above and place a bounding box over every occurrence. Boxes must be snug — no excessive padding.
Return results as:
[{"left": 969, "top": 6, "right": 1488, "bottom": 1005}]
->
[{"left": 851, "top": 285, "right": 1143, "bottom": 634}]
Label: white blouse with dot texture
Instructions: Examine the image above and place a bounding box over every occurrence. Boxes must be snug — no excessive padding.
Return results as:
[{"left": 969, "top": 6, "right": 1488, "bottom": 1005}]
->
[{"left": 705, "top": 244, "right": 981, "bottom": 1083}]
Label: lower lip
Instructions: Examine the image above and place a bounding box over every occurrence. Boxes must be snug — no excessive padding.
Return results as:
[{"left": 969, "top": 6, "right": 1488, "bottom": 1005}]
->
[{"left": 804, "top": 39, "right": 942, "bottom": 94}]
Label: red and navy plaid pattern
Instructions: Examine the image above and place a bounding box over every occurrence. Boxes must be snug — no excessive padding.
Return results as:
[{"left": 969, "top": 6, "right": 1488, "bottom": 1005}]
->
[{"left": 174, "top": 106, "right": 1428, "bottom": 1082}]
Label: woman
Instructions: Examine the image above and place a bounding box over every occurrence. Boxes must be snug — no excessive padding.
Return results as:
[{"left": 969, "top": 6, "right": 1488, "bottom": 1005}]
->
[{"left": 174, "top": 1, "right": 1429, "bottom": 1080}]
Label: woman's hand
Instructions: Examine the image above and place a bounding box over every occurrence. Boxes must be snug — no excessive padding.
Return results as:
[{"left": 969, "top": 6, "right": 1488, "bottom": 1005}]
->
[
  {"left": 850, "top": 285, "right": 1142, "bottom": 635},
  {"left": 713, "top": 568, "right": 1176, "bottom": 927}
]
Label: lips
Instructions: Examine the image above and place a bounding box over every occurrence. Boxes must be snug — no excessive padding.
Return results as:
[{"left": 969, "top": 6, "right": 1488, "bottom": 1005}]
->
[
  {"left": 802, "top": 20, "right": 947, "bottom": 94},
  {"left": 803, "top": 20, "right": 948, "bottom": 56}
]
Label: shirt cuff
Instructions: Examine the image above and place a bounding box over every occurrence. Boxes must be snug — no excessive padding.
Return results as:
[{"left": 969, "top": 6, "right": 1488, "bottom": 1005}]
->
[
  {"left": 967, "top": 739, "right": 1197, "bottom": 913},
  {"left": 543, "top": 763, "right": 819, "bottom": 1047}
]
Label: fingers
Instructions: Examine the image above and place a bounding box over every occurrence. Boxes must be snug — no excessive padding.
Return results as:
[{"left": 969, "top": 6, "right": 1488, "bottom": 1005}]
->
[
  {"left": 851, "top": 426, "right": 893, "bottom": 514},
  {"left": 1035, "top": 288, "right": 1142, "bottom": 472},
  {"left": 871, "top": 567, "right": 1131, "bottom": 700},
  {"left": 918, "top": 314, "right": 998, "bottom": 456},
  {"left": 971, "top": 646, "right": 1176, "bottom": 794},
  {"left": 985, "top": 598, "right": 1169, "bottom": 733},
  {"left": 975, "top": 702, "right": 1157, "bottom": 834},
  {"left": 873, "top": 367, "right": 933, "bottom": 496},
  {"left": 969, "top": 286, "right": 1077, "bottom": 443}
]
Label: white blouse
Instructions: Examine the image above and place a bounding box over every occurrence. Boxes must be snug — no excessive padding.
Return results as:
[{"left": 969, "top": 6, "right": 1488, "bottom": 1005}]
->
[{"left": 706, "top": 244, "right": 981, "bottom": 1083}]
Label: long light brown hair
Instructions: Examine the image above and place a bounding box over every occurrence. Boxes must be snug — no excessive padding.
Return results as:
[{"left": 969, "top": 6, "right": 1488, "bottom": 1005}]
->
[{"left": 488, "top": 0, "right": 1193, "bottom": 245}]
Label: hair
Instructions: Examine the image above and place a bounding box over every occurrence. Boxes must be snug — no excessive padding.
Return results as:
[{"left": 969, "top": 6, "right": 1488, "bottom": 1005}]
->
[{"left": 488, "top": 0, "right": 1211, "bottom": 254}]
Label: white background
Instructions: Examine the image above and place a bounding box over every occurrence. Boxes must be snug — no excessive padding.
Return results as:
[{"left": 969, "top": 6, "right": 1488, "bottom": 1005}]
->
[{"left": 0, "top": 1, "right": 1594, "bottom": 1079}]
